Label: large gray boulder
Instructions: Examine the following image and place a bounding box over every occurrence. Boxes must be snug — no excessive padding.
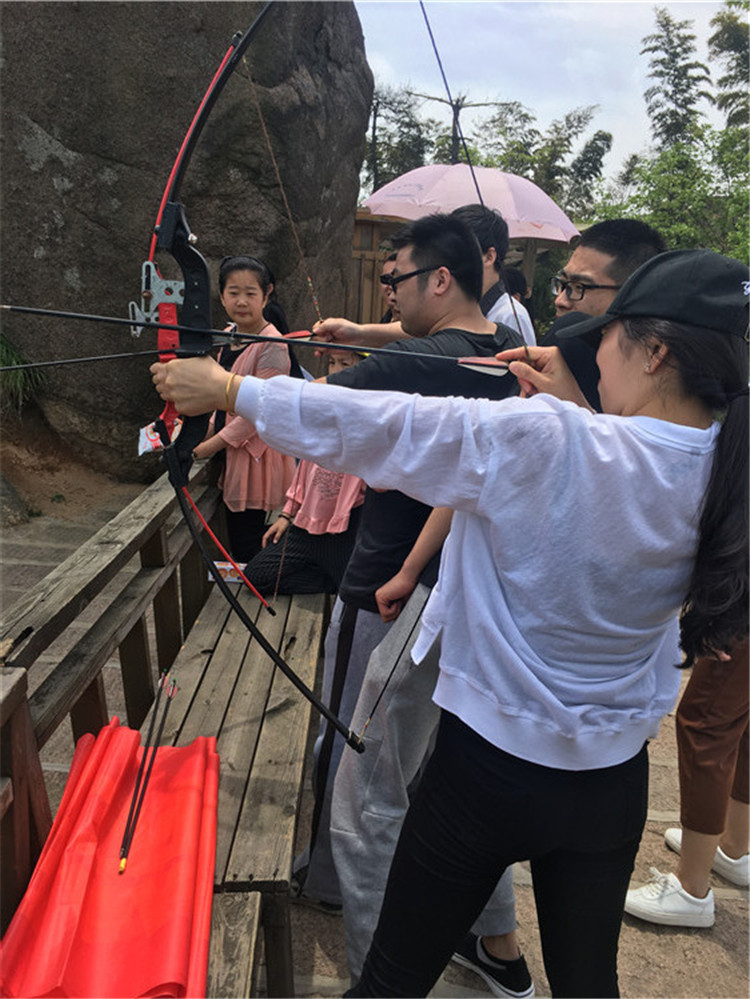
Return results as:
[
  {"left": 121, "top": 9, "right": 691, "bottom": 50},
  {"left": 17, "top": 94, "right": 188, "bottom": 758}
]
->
[{"left": 1, "top": 1, "right": 373, "bottom": 479}]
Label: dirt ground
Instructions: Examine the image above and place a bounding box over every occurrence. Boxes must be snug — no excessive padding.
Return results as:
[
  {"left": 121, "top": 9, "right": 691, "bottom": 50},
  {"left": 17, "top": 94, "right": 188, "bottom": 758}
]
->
[
  {"left": 0, "top": 407, "right": 141, "bottom": 522},
  {"left": 2, "top": 412, "right": 748, "bottom": 999}
]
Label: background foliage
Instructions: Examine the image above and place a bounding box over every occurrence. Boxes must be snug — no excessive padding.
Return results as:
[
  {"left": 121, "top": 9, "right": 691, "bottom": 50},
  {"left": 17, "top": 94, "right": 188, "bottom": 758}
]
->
[{"left": 362, "top": 1, "right": 749, "bottom": 266}]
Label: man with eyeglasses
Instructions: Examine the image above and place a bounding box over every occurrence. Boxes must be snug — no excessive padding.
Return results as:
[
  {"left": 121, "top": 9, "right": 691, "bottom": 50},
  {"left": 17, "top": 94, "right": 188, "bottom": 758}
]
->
[
  {"left": 378, "top": 252, "right": 400, "bottom": 323},
  {"left": 542, "top": 219, "right": 667, "bottom": 408},
  {"left": 551, "top": 218, "right": 666, "bottom": 319},
  {"left": 294, "top": 212, "right": 533, "bottom": 997},
  {"left": 313, "top": 205, "right": 535, "bottom": 347}
]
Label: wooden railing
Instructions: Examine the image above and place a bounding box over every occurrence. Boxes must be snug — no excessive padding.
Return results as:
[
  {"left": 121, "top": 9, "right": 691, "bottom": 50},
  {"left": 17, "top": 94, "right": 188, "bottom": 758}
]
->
[{"left": 0, "top": 467, "right": 221, "bottom": 930}]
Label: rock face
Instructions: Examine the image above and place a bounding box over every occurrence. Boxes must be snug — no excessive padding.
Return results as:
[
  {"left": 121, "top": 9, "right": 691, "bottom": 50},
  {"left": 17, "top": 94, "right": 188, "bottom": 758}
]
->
[{"left": 1, "top": 1, "right": 373, "bottom": 479}]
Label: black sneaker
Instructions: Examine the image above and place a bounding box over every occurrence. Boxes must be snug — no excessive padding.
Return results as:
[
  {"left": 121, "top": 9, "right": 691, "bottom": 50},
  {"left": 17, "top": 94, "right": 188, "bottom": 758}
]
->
[{"left": 452, "top": 933, "right": 534, "bottom": 998}]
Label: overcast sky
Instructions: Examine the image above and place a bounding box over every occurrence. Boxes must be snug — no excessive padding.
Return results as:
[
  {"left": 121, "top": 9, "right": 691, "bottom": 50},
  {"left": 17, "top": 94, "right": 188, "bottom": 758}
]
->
[{"left": 353, "top": 1, "right": 726, "bottom": 183}]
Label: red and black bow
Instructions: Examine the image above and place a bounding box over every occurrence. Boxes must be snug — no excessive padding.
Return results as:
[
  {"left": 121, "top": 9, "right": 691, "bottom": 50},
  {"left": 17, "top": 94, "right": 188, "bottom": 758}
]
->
[{"left": 137, "top": 5, "right": 364, "bottom": 753}]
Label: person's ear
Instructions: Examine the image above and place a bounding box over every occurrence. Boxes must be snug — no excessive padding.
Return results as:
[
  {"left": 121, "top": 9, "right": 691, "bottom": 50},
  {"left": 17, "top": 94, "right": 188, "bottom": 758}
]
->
[
  {"left": 433, "top": 266, "right": 452, "bottom": 294},
  {"left": 645, "top": 342, "right": 669, "bottom": 373}
]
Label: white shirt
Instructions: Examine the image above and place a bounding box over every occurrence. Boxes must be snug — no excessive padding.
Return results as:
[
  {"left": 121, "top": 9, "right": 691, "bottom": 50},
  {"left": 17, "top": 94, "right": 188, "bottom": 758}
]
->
[
  {"left": 236, "top": 375, "right": 719, "bottom": 770},
  {"left": 486, "top": 291, "right": 536, "bottom": 346}
]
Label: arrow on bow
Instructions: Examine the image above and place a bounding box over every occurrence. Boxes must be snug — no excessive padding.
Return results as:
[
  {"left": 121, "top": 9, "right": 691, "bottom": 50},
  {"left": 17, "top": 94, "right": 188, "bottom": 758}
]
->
[{"left": 136, "top": 5, "right": 365, "bottom": 753}]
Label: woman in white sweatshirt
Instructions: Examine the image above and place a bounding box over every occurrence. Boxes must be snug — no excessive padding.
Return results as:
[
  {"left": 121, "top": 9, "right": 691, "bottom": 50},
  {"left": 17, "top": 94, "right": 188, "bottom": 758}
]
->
[{"left": 152, "top": 249, "right": 748, "bottom": 999}]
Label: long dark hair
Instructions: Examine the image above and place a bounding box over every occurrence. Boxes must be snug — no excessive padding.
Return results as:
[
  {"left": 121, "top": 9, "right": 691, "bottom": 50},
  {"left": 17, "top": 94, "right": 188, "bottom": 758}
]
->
[{"left": 622, "top": 316, "right": 749, "bottom": 665}]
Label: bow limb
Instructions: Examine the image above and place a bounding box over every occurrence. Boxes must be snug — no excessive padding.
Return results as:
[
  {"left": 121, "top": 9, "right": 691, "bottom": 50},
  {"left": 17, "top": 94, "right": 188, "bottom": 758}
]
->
[{"left": 141, "top": 10, "right": 364, "bottom": 754}]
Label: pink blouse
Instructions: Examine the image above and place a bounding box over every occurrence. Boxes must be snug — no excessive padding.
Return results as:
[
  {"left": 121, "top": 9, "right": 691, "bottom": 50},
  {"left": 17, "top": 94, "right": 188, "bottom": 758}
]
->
[
  {"left": 282, "top": 460, "right": 365, "bottom": 534},
  {"left": 218, "top": 326, "right": 296, "bottom": 512}
]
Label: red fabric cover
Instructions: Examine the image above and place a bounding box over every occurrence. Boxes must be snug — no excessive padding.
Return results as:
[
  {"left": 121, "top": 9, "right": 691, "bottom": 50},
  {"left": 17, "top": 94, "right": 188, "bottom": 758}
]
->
[{"left": 0, "top": 718, "right": 219, "bottom": 998}]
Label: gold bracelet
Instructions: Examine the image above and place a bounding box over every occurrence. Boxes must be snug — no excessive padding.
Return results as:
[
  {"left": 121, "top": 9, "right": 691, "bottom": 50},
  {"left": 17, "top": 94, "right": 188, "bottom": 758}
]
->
[{"left": 224, "top": 372, "right": 238, "bottom": 412}]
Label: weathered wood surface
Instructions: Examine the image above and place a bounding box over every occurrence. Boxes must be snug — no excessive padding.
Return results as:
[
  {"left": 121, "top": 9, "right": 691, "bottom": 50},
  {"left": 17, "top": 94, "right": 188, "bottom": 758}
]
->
[
  {"left": 225, "top": 594, "right": 322, "bottom": 891},
  {"left": 0, "top": 777, "right": 13, "bottom": 820},
  {"left": 207, "top": 892, "right": 262, "bottom": 999},
  {"left": 0, "top": 667, "right": 53, "bottom": 933},
  {"left": 142, "top": 588, "right": 328, "bottom": 998},
  {"left": 0, "top": 468, "right": 218, "bottom": 671},
  {"left": 0, "top": 467, "right": 226, "bottom": 939},
  {"left": 28, "top": 510, "right": 216, "bottom": 748}
]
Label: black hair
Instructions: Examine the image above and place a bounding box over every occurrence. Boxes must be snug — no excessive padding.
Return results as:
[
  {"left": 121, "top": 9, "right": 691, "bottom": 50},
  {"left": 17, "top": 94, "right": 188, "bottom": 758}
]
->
[
  {"left": 450, "top": 204, "right": 509, "bottom": 273},
  {"left": 622, "top": 316, "right": 749, "bottom": 664},
  {"left": 577, "top": 220, "right": 667, "bottom": 284},
  {"left": 390, "top": 213, "right": 483, "bottom": 302},
  {"left": 218, "top": 255, "right": 273, "bottom": 295},
  {"left": 504, "top": 266, "right": 528, "bottom": 299}
]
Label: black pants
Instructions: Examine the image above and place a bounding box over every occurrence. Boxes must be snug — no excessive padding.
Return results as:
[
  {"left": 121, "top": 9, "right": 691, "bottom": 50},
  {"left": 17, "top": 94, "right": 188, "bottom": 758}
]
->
[
  {"left": 347, "top": 711, "right": 648, "bottom": 998},
  {"left": 243, "top": 507, "right": 362, "bottom": 596},
  {"left": 224, "top": 507, "right": 267, "bottom": 563}
]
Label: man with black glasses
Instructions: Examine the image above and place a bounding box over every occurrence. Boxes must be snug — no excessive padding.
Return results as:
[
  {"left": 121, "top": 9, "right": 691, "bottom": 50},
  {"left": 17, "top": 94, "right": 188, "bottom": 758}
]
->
[
  {"left": 543, "top": 219, "right": 667, "bottom": 408},
  {"left": 551, "top": 218, "right": 666, "bottom": 320}
]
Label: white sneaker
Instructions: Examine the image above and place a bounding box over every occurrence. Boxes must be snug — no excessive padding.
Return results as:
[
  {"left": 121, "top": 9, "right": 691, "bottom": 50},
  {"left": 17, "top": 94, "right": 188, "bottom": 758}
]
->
[
  {"left": 665, "top": 827, "right": 750, "bottom": 887},
  {"left": 625, "top": 867, "right": 715, "bottom": 927}
]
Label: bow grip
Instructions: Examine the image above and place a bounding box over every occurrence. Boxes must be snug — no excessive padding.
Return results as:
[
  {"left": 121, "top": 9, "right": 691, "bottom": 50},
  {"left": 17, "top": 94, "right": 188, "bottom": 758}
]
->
[{"left": 155, "top": 202, "right": 213, "bottom": 357}]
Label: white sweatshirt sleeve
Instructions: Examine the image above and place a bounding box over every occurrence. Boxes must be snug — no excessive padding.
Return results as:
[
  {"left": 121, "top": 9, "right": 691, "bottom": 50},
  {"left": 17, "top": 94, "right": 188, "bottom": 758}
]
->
[{"left": 234, "top": 373, "right": 512, "bottom": 514}]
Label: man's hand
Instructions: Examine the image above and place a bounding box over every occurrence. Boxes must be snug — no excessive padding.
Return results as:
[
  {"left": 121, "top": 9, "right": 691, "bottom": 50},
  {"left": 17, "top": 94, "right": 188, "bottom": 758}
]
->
[
  {"left": 496, "top": 345, "right": 593, "bottom": 409},
  {"left": 312, "top": 318, "right": 406, "bottom": 353},
  {"left": 312, "top": 317, "right": 369, "bottom": 346},
  {"left": 375, "top": 567, "right": 420, "bottom": 623}
]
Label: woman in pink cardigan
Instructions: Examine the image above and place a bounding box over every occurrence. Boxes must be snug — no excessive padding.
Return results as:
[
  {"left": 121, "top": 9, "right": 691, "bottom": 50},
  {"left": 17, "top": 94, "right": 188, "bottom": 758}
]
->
[{"left": 193, "top": 255, "right": 296, "bottom": 561}]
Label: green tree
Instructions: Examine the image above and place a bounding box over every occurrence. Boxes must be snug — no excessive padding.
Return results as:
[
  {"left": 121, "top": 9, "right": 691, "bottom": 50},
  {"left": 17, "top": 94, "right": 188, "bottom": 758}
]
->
[
  {"left": 363, "top": 85, "right": 436, "bottom": 194},
  {"left": 641, "top": 7, "right": 713, "bottom": 148},
  {"left": 594, "top": 125, "right": 749, "bottom": 262},
  {"left": 477, "top": 103, "right": 611, "bottom": 218},
  {"left": 708, "top": 0, "right": 750, "bottom": 127},
  {"left": 409, "top": 91, "right": 501, "bottom": 164}
]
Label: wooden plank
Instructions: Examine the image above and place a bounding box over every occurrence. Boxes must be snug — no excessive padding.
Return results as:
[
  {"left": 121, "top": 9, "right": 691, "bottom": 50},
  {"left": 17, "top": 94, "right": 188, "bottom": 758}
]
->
[
  {"left": 119, "top": 615, "right": 155, "bottom": 730},
  {"left": 173, "top": 589, "right": 269, "bottom": 749},
  {"left": 31, "top": 565, "right": 167, "bottom": 748},
  {"left": 0, "top": 472, "right": 219, "bottom": 670},
  {"left": 70, "top": 672, "right": 108, "bottom": 742},
  {"left": 139, "top": 585, "right": 233, "bottom": 745},
  {"left": 224, "top": 593, "right": 325, "bottom": 890},
  {"left": 1, "top": 697, "right": 32, "bottom": 930},
  {"left": 179, "top": 541, "right": 208, "bottom": 637},
  {"left": 262, "top": 893, "right": 295, "bottom": 999},
  {"left": 19, "top": 698, "right": 52, "bottom": 851},
  {"left": 29, "top": 507, "right": 220, "bottom": 748},
  {"left": 211, "top": 598, "right": 290, "bottom": 885},
  {"left": 143, "top": 527, "right": 183, "bottom": 671},
  {"left": 0, "top": 667, "right": 27, "bottom": 727},
  {"left": 206, "top": 892, "right": 261, "bottom": 999}
]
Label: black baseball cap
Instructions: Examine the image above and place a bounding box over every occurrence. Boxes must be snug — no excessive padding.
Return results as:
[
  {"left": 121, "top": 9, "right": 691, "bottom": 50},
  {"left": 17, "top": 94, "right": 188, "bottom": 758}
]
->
[{"left": 556, "top": 250, "right": 750, "bottom": 341}]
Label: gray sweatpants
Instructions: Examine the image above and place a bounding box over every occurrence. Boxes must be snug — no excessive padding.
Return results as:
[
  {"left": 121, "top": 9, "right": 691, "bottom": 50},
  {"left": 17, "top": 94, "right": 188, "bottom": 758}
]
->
[
  {"left": 298, "top": 597, "right": 391, "bottom": 905},
  {"left": 330, "top": 584, "right": 517, "bottom": 980}
]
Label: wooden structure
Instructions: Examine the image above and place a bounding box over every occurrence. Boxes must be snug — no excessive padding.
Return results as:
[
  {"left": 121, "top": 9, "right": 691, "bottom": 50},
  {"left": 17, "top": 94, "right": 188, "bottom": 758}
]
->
[
  {"left": 347, "top": 209, "right": 402, "bottom": 324},
  {"left": 0, "top": 467, "right": 327, "bottom": 996}
]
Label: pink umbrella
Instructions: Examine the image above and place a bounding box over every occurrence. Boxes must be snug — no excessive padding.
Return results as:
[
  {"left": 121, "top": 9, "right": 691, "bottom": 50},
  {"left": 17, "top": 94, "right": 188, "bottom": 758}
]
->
[{"left": 362, "top": 164, "right": 579, "bottom": 244}]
